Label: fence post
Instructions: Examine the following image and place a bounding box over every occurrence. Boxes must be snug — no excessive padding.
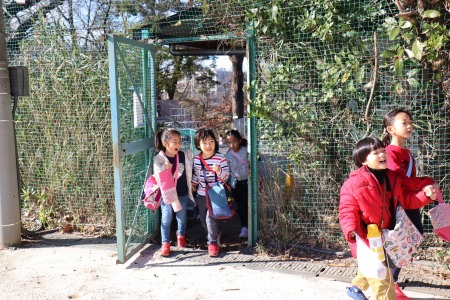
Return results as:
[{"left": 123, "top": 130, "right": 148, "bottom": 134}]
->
[
  {"left": 246, "top": 23, "right": 258, "bottom": 247},
  {"left": 0, "top": 0, "right": 22, "bottom": 247}
]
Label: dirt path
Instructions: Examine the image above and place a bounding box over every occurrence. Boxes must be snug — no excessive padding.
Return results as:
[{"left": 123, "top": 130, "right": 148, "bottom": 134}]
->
[{"left": 0, "top": 235, "right": 447, "bottom": 300}]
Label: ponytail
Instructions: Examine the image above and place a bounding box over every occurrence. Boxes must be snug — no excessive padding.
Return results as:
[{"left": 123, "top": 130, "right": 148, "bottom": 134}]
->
[
  {"left": 241, "top": 138, "right": 248, "bottom": 147},
  {"left": 155, "top": 130, "right": 165, "bottom": 152},
  {"left": 381, "top": 129, "right": 391, "bottom": 147}
]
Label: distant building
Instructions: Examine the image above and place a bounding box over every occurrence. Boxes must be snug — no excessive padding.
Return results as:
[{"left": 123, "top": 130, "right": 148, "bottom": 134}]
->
[{"left": 156, "top": 99, "right": 196, "bottom": 128}]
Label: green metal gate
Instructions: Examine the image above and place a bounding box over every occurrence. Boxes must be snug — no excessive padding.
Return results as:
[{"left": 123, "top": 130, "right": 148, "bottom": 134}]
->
[{"left": 107, "top": 34, "right": 158, "bottom": 263}]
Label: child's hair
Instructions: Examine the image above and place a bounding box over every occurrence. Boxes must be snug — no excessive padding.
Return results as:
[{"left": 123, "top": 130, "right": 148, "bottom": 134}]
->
[
  {"left": 225, "top": 129, "right": 248, "bottom": 147},
  {"left": 155, "top": 128, "right": 181, "bottom": 152},
  {"left": 194, "top": 128, "right": 219, "bottom": 152},
  {"left": 353, "top": 137, "right": 385, "bottom": 168},
  {"left": 381, "top": 107, "right": 413, "bottom": 146}
]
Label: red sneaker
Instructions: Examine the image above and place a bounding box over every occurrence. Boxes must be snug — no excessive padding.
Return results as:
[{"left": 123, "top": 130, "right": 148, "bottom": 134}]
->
[
  {"left": 395, "top": 283, "right": 410, "bottom": 300},
  {"left": 208, "top": 243, "right": 220, "bottom": 257},
  {"left": 177, "top": 235, "right": 186, "bottom": 248},
  {"left": 160, "top": 242, "right": 170, "bottom": 257}
]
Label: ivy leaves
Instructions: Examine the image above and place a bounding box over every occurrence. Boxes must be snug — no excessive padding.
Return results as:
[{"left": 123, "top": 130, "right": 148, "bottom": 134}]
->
[{"left": 382, "top": 7, "right": 449, "bottom": 81}]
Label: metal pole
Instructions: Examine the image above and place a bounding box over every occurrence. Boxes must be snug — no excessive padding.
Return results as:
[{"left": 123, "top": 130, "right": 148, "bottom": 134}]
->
[
  {"left": 246, "top": 23, "right": 258, "bottom": 248},
  {"left": 0, "top": 0, "right": 22, "bottom": 247}
]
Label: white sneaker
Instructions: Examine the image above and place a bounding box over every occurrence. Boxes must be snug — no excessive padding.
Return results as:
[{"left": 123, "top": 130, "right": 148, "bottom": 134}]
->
[{"left": 239, "top": 227, "right": 248, "bottom": 238}]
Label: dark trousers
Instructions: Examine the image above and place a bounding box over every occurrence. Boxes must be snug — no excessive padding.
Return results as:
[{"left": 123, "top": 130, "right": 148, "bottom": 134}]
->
[
  {"left": 233, "top": 180, "right": 248, "bottom": 228},
  {"left": 405, "top": 208, "right": 424, "bottom": 234}
]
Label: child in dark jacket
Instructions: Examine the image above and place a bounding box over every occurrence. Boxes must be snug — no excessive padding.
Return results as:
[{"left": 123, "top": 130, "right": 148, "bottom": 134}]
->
[{"left": 339, "top": 137, "right": 437, "bottom": 300}]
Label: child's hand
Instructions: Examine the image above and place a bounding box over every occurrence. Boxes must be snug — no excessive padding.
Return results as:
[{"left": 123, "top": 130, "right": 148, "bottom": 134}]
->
[
  {"left": 423, "top": 185, "right": 437, "bottom": 201},
  {"left": 192, "top": 184, "right": 197, "bottom": 192},
  {"left": 164, "top": 162, "right": 172, "bottom": 170},
  {"left": 213, "top": 164, "right": 221, "bottom": 173},
  {"left": 348, "top": 231, "right": 356, "bottom": 242}
]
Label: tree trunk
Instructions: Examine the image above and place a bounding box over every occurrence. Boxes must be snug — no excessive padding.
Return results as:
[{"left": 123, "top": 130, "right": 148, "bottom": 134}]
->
[
  {"left": 230, "top": 55, "right": 244, "bottom": 119},
  {"left": 166, "top": 56, "right": 183, "bottom": 100}
]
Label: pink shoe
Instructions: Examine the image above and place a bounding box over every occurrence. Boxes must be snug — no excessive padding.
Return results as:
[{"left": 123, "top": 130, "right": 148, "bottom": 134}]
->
[
  {"left": 208, "top": 243, "right": 220, "bottom": 257},
  {"left": 160, "top": 242, "right": 170, "bottom": 257},
  {"left": 395, "top": 283, "right": 410, "bottom": 300},
  {"left": 177, "top": 235, "right": 186, "bottom": 248}
]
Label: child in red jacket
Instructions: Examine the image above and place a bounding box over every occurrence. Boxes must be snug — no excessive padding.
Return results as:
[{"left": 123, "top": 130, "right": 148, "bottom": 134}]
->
[
  {"left": 382, "top": 107, "right": 423, "bottom": 299},
  {"left": 339, "top": 137, "right": 437, "bottom": 300}
]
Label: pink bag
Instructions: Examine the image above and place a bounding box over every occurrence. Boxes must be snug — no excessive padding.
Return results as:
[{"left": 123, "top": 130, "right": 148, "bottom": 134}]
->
[
  {"left": 159, "top": 168, "right": 178, "bottom": 204},
  {"left": 142, "top": 175, "right": 162, "bottom": 210},
  {"left": 428, "top": 188, "right": 450, "bottom": 242},
  {"left": 158, "top": 153, "right": 182, "bottom": 212}
]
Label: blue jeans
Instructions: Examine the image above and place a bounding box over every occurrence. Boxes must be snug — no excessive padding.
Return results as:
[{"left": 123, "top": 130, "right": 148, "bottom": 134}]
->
[{"left": 160, "top": 195, "right": 188, "bottom": 243}]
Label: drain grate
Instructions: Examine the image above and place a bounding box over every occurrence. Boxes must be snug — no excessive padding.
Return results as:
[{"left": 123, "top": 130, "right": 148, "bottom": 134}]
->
[{"left": 155, "top": 247, "right": 450, "bottom": 298}]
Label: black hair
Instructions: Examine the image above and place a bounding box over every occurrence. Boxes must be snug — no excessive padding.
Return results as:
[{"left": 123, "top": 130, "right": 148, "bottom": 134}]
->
[
  {"left": 194, "top": 128, "right": 219, "bottom": 152},
  {"left": 155, "top": 128, "right": 181, "bottom": 152},
  {"left": 381, "top": 107, "right": 413, "bottom": 146},
  {"left": 353, "top": 137, "right": 385, "bottom": 168},
  {"left": 225, "top": 129, "right": 248, "bottom": 147}
]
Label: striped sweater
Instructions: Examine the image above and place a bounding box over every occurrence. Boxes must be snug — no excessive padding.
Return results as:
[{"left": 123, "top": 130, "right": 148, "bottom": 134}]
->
[{"left": 192, "top": 152, "right": 229, "bottom": 196}]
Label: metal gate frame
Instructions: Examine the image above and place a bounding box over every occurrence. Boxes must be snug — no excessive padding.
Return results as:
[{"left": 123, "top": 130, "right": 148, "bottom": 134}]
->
[
  {"left": 108, "top": 25, "right": 258, "bottom": 262},
  {"left": 107, "top": 34, "right": 157, "bottom": 263},
  {"left": 246, "top": 26, "right": 258, "bottom": 248}
]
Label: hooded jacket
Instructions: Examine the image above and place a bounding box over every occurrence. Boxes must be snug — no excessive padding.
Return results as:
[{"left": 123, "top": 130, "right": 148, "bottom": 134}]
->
[{"left": 339, "top": 165, "right": 434, "bottom": 258}]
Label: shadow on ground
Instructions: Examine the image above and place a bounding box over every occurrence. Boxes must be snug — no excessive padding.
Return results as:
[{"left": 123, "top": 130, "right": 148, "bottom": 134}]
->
[{"left": 165, "top": 213, "right": 248, "bottom": 252}]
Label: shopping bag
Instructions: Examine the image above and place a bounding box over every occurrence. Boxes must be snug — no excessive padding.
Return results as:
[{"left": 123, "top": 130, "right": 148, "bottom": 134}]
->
[
  {"left": 142, "top": 175, "right": 162, "bottom": 210},
  {"left": 205, "top": 182, "right": 237, "bottom": 219},
  {"left": 356, "top": 234, "right": 387, "bottom": 279},
  {"left": 428, "top": 188, "right": 450, "bottom": 242},
  {"left": 382, "top": 205, "right": 422, "bottom": 268},
  {"left": 159, "top": 168, "right": 179, "bottom": 205},
  {"left": 199, "top": 153, "right": 237, "bottom": 219}
]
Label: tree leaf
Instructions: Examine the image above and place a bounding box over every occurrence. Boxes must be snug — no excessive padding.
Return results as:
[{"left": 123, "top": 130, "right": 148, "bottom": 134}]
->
[
  {"left": 407, "top": 77, "right": 419, "bottom": 88},
  {"left": 342, "top": 72, "right": 351, "bottom": 83},
  {"left": 404, "top": 49, "right": 414, "bottom": 58},
  {"left": 412, "top": 40, "right": 423, "bottom": 60},
  {"left": 389, "top": 27, "right": 400, "bottom": 40},
  {"left": 396, "top": 83, "right": 404, "bottom": 95},
  {"left": 394, "top": 58, "right": 404, "bottom": 76},
  {"left": 381, "top": 50, "right": 396, "bottom": 58},
  {"left": 422, "top": 10, "right": 441, "bottom": 18},
  {"left": 272, "top": 5, "right": 278, "bottom": 22},
  {"left": 400, "top": 21, "right": 412, "bottom": 29},
  {"left": 407, "top": 69, "right": 418, "bottom": 77},
  {"left": 357, "top": 67, "right": 365, "bottom": 83}
]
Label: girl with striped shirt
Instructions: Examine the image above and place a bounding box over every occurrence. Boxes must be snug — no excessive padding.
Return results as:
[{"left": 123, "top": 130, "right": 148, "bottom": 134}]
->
[{"left": 192, "top": 128, "right": 229, "bottom": 257}]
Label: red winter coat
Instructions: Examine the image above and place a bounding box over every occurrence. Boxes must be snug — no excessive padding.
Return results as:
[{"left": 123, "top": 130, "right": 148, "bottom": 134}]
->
[{"left": 339, "top": 165, "right": 434, "bottom": 258}]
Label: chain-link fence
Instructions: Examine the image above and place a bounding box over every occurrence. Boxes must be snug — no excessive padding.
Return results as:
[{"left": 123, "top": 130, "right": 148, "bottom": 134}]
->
[{"left": 4, "top": 1, "right": 450, "bottom": 254}]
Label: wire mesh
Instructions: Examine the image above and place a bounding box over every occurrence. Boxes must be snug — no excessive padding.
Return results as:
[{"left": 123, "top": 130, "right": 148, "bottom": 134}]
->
[
  {"left": 109, "top": 37, "right": 158, "bottom": 252},
  {"left": 3, "top": 1, "right": 450, "bottom": 252}
]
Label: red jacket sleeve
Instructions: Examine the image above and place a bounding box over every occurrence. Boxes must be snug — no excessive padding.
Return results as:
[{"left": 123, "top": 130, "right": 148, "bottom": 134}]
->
[
  {"left": 398, "top": 175, "right": 434, "bottom": 209},
  {"left": 398, "top": 172, "right": 434, "bottom": 190},
  {"left": 339, "top": 183, "right": 361, "bottom": 243}
]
